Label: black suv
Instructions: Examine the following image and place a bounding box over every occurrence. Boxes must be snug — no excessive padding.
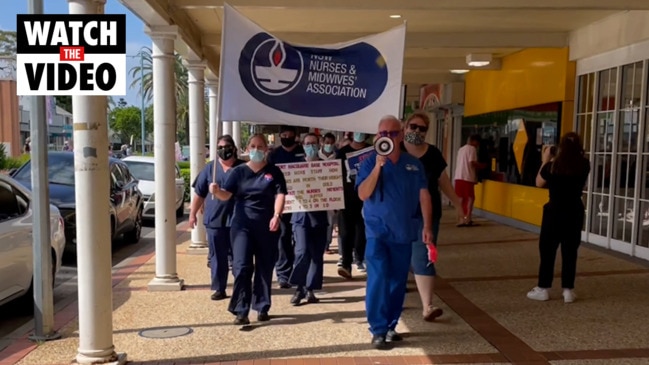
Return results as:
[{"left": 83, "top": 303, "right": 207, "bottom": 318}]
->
[{"left": 12, "top": 152, "right": 143, "bottom": 255}]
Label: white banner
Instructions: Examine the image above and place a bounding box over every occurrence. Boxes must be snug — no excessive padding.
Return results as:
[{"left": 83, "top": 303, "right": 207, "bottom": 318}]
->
[
  {"left": 219, "top": 4, "right": 406, "bottom": 134},
  {"left": 277, "top": 160, "right": 345, "bottom": 213}
]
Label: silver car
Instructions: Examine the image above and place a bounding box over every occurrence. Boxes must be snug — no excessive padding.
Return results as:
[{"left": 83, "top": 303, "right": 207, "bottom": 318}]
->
[{"left": 0, "top": 174, "right": 66, "bottom": 306}]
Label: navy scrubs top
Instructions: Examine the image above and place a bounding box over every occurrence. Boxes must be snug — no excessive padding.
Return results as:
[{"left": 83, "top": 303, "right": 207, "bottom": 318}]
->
[
  {"left": 267, "top": 145, "right": 305, "bottom": 165},
  {"left": 355, "top": 152, "right": 427, "bottom": 244},
  {"left": 221, "top": 163, "right": 288, "bottom": 228},
  {"left": 290, "top": 157, "right": 329, "bottom": 228},
  {"left": 193, "top": 159, "right": 245, "bottom": 228}
]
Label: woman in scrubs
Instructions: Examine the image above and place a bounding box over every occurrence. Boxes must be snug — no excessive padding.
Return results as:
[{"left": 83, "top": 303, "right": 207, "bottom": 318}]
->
[
  {"left": 288, "top": 133, "right": 330, "bottom": 305},
  {"left": 211, "top": 134, "right": 288, "bottom": 325},
  {"left": 189, "top": 135, "right": 245, "bottom": 301}
]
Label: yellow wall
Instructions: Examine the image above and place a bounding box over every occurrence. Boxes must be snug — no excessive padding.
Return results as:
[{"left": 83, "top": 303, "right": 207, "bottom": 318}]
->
[
  {"left": 474, "top": 180, "right": 549, "bottom": 226},
  {"left": 465, "top": 48, "right": 576, "bottom": 227},
  {"left": 465, "top": 48, "right": 575, "bottom": 117}
]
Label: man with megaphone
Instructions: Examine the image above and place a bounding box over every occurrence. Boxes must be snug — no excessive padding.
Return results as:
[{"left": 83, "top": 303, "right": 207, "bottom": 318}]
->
[{"left": 356, "top": 115, "right": 434, "bottom": 350}]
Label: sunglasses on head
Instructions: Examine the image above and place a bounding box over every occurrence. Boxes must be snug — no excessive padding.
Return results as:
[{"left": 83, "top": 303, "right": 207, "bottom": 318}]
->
[
  {"left": 408, "top": 124, "right": 428, "bottom": 133},
  {"left": 378, "top": 131, "right": 400, "bottom": 138}
]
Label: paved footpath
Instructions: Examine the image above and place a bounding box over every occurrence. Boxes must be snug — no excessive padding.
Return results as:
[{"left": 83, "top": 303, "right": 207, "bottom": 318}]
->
[{"left": 2, "top": 211, "right": 649, "bottom": 365}]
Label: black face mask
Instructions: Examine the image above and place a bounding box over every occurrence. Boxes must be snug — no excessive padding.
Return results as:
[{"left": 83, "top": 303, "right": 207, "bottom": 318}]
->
[
  {"left": 217, "top": 147, "right": 234, "bottom": 160},
  {"left": 280, "top": 137, "right": 296, "bottom": 148}
]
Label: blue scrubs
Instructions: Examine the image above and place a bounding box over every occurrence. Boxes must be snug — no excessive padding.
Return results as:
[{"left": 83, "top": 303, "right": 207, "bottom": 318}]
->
[
  {"left": 355, "top": 152, "right": 427, "bottom": 336},
  {"left": 221, "top": 163, "right": 288, "bottom": 317},
  {"left": 288, "top": 158, "right": 330, "bottom": 292},
  {"left": 267, "top": 146, "right": 305, "bottom": 285},
  {"left": 193, "top": 159, "right": 245, "bottom": 293}
]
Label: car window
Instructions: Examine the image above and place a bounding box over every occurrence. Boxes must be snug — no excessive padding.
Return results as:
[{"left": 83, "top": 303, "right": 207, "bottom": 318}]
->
[
  {"left": 0, "top": 181, "right": 27, "bottom": 222},
  {"left": 123, "top": 161, "right": 155, "bottom": 181},
  {"left": 117, "top": 164, "right": 132, "bottom": 182},
  {"left": 110, "top": 164, "right": 126, "bottom": 186},
  {"left": 12, "top": 154, "right": 75, "bottom": 185}
]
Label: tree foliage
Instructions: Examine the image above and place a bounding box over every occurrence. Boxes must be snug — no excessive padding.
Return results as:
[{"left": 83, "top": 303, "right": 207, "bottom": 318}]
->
[
  {"left": 0, "top": 30, "right": 17, "bottom": 56},
  {"left": 109, "top": 104, "right": 153, "bottom": 143}
]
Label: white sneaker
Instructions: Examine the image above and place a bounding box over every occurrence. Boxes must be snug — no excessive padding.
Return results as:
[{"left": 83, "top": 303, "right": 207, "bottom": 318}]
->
[
  {"left": 563, "top": 289, "right": 576, "bottom": 303},
  {"left": 527, "top": 287, "right": 549, "bottom": 301}
]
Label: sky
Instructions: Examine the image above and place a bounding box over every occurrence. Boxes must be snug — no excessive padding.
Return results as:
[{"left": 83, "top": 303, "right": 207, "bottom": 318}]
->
[{"left": 0, "top": 0, "right": 151, "bottom": 108}]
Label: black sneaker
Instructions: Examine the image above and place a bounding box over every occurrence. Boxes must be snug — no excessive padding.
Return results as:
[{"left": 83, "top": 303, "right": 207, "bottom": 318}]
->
[
  {"left": 371, "top": 334, "right": 389, "bottom": 350},
  {"left": 337, "top": 266, "right": 352, "bottom": 279},
  {"left": 278, "top": 282, "right": 292, "bottom": 289},
  {"left": 234, "top": 315, "right": 250, "bottom": 325},
  {"left": 290, "top": 290, "right": 306, "bottom": 306},
  {"left": 257, "top": 312, "right": 270, "bottom": 322},
  {"left": 210, "top": 291, "right": 227, "bottom": 301},
  {"left": 306, "top": 290, "right": 320, "bottom": 304},
  {"left": 386, "top": 330, "right": 403, "bottom": 342}
]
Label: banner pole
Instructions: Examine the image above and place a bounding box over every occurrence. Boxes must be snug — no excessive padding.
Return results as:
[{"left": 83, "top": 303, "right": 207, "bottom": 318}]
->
[{"left": 212, "top": 4, "right": 230, "bottom": 198}]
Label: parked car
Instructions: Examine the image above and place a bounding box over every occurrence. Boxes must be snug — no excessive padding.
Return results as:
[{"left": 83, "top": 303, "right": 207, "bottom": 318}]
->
[
  {"left": 122, "top": 156, "right": 186, "bottom": 219},
  {"left": 11, "top": 152, "right": 143, "bottom": 255},
  {"left": 0, "top": 174, "right": 66, "bottom": 307}
]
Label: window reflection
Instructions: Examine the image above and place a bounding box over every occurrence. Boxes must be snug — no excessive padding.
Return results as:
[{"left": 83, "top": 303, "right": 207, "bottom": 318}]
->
[{"left": 461, "top": 103, "right": 560, "bottom": 187}]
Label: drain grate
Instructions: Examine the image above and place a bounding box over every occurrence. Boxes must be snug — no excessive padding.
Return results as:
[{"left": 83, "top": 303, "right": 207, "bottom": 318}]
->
[{"left": 138, "top": 326, "right": 193, "bottom": 339}]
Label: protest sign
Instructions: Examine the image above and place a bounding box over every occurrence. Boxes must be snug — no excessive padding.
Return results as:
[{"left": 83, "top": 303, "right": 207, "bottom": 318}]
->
[{"left": 276, "top": 160, "right": 345, "bottom": 213}]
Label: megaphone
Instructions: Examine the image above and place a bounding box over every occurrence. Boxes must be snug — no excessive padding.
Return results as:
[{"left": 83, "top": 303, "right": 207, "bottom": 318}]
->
[{"left": 374, "top": 136, "right": 394, "bottom": 156}]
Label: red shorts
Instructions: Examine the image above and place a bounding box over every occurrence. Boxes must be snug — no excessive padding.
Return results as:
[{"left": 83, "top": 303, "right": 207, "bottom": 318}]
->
[{"left": 454, "top": 179, "right": 476, "bottom": 200}]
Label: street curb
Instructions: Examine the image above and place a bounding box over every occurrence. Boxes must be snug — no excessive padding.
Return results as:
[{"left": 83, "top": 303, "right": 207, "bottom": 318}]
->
[{"left": 0, "top": 223, "right": 190, "bottom": 365}]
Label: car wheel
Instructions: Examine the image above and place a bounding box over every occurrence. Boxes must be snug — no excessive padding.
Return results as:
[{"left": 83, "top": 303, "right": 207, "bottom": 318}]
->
[{"left": 125, "top": 208, "right": 142, "bottom": 244}]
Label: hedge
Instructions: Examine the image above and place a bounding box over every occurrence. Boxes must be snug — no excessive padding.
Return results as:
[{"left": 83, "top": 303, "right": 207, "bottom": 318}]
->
[
  {"left": 177, "top": 161, "right": 190, "bottom": 169},
  {"left": 180, "top": 168, "right": 191, "bottom": 202}
]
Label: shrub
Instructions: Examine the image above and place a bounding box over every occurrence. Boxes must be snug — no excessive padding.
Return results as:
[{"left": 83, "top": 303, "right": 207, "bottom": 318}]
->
[
  {"left": 180, "top": 168, "right": 191, "bottom": 202},
  {"left": 4, "top": 154, "right": 30, "bottom": 170},
  {"left": 177, "top": 161, "right": 190, "bottom": 169}
]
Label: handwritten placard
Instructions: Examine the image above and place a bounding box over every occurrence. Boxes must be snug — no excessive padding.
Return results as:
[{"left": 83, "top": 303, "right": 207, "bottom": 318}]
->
[{"left": 276, "top": 160, "right": 346, "bottom": 213}]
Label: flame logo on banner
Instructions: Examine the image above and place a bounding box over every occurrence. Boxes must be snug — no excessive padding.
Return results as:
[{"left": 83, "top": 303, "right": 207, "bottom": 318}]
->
[{"left": 251, "top": 39, "right": 303, "bottom": 96}]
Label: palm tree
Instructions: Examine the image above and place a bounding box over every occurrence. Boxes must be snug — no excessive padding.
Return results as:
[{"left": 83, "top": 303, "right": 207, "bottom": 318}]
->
[{"left": 129, "top": 46, "right": 190, "bottom": 143}]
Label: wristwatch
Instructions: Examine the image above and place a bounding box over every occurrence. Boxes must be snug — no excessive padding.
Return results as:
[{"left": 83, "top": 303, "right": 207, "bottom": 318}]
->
[{"left": 274, "top": 213, "right": 281, "bottom": 218}]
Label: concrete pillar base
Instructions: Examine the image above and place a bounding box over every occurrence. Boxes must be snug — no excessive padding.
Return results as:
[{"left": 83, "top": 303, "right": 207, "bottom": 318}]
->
[
  {"left": 147, "top": 277, "right": 185, "bottom": 292},
  {"left": 73, "top": 352, "right": 127, "bottom": 365},
  {"left": 186, "top": 245, "right": 209, "bottom": 255}
]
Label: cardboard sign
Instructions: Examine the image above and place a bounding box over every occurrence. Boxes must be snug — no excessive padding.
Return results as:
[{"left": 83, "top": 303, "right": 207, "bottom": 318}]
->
[{"left": 276, "top": 160, "right": 345, "bottom": 213}]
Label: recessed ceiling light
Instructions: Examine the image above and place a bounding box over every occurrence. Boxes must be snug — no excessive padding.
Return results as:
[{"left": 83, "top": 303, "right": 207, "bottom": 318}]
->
[
  {"left": 450, "top": 69, "right": 470, "bottom": 74},
  {"left": 389, "top": 14, "right": 402, "bottom": 18}
]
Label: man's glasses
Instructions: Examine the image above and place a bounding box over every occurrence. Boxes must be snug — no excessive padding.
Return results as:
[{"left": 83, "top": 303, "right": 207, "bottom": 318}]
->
[
  {"left": 408, "top": 124, "right": 428, "bottom": 133},
  {"left": 378, "top": 130, "right": 401, "bottom": 138}
]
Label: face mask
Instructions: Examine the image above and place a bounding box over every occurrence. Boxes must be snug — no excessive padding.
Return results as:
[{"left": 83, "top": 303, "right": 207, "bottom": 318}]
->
[
  {"left": 249, "top": 148, "right": 265, "bottom": 163},
  {"left": 217, "top": 146, "right": 234, "bottom": 161},
  {"left": 353, "top": 133, "right": 366, "bottom": 143},
  {"left": 404, "top": 131, "right": 425, "bottom": 145},
  {"left": 280, "top": 137, "right": 296, "bottom": 148},
  {"left": 323, "top": 144, "right": 334, "bottom": 153},
  {"left": 304, "top": 145, "right": 318, "bottom": 159}
]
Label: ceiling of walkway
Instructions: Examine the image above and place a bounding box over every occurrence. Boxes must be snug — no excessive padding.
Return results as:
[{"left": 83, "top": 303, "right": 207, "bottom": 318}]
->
[{"left": 121, "top": 0, "right": 649, "bottom": 100}]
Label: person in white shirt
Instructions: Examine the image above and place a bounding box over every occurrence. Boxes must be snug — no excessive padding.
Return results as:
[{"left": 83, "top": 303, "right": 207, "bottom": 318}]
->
[{"left": 453, "top": 134, "right": 485, "bottom": 226}]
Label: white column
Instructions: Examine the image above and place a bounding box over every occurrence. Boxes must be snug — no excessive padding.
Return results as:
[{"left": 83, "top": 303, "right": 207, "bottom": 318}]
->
[
  {"left": 223, "top": 120, "right": 232, "bottom": 136},
  {"left": 68, "top": 0, "right": 125, "bottom": 364},
  {"left": 146, "top": 25, "right": 184, "bottom": 291},
  {"left": 232, "top": 121, "right": 242, "bottom": 151},
  {"left": 186, "top": 61, "right": 208, "bottom": 252},
  {"left": 206, "top": 81, "right": 220, "bottom": 160}
]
